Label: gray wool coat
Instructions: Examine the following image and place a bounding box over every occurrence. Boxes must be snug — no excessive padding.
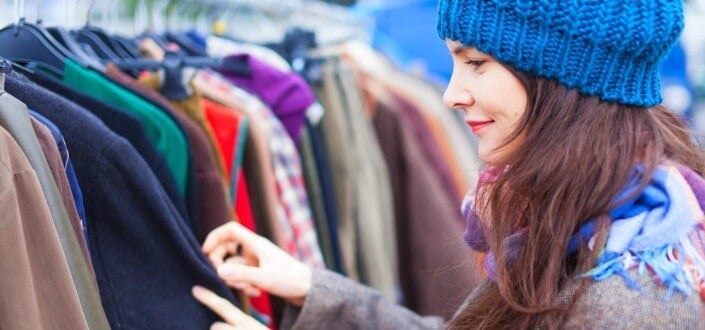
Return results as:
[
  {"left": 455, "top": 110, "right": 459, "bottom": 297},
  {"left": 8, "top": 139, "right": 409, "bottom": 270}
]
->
[{"left": 280, "top": 268, "right": 705, "bottom": 329}]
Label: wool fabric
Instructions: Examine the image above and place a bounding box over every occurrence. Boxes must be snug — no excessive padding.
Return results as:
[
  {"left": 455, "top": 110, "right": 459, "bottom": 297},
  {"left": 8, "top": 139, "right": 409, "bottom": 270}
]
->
[{"left": 437, "top": 0, "right": 684, "bottom": 107}]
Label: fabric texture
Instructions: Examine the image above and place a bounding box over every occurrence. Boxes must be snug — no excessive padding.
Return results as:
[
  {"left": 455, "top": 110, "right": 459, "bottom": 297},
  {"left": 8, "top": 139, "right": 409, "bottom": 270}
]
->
[
  {"left": 215, "top": 53, "right": 315, "bottom": 144},
  {"left": 388, "top": 90, "right": 461, "bottom": 217},
  {"left": 62, "top": 59, "right": 189, "bottom": 195},
  {"left": 332, "top": 59, "right": 400, "bottom": 301},
  {"left": 578, "top": 163, "right": 705, "bottom": 298},
  {"left": 201, "top": 76, "right": 284, "bottom": 249},
  {"left": 310, "top": 63, "right": 358, "bottom": 281},
  {"left": 561, "top": 269, "right": 705, "bottom": 328},
  {"left": 195, "top": 72, "right": 294, "bottom": 324},
  {"left": 29, "top": 110, "right": 88, "bottom": 245},
  {"left": 139, "top": 72, "right": 229, "bottom": 183},
  {"left": 304, "top": 119, "right": 344, "bottom": 274},
  {"left": 104, "top": 64, "right": 233, "bottom": 242},
  {"left": 29, "top": 114, "right": 93, "bottom": 277},
  {"left": 103, "top": 64, "right": 203, "bottom": 228},
  {"left": 6, "top": 74, "right": 239, "bottom": 330},
  {"left": 436, "top": 0, "right": 684, "bottom": 106},
  {"left": 0, "top": 88, "right": 110, "bottom": 329},
  {"left": 280, "top": 268, "right": 444, "bottom": 330},
  {"left": 280, "top": 267, "right": 705, "bottom": 329},
  {"left": 462, "top": 162, "right": 705, "bottom": 299},
  {"left": 202, "top": 97, "right": 244, "bottom": 198},
  {"left": 202, "top": 97, "right": 276, "bottom": 327},
  {"left": 299, "top": 125, "right": 335, "bottom": 271},
  {"left": 29, "top": 70, "right": 191, "bottom": 225},
  {"left": 198, "top": 69, "right": 325, "bottom": 268},
  {"left": 372, "top": 90, "right": 483, "bottom": 319},
  {"left": 0, "top": 124, "right": 90, "bottom": 330}
]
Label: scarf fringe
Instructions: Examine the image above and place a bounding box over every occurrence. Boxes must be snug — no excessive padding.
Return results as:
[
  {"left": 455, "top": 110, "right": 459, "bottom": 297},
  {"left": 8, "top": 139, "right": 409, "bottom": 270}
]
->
[{"left": 578, "top": 235, "right": 705, "bottom": 301}]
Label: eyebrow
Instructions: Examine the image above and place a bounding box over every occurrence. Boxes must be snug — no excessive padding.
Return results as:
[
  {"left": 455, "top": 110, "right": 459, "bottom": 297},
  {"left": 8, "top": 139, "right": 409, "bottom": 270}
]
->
[{"left": 452, "top": 45, "right": 470, "bottom": 55}]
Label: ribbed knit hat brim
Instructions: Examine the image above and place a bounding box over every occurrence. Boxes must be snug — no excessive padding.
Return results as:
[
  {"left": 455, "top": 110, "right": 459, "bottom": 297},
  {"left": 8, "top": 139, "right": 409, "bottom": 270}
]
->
[{"left": 437, "top": 0, "right": 684, "bottom": 107}]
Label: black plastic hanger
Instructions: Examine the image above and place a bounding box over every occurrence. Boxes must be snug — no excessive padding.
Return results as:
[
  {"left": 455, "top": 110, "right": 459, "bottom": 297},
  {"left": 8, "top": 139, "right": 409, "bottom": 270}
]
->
[
  {"left": 111, "top": 34, "right": 142, "bottom": 59},
  {"left": 23, "top": 19, "right": 93, "bottom": 66},
  {"left": 73, "top": 28, "right": 123, "bottom": 62},
  {"left": 266, "top": 27, "right": 323, "bottom": 83},
  {"left": 79, "top": 25, "right": 138, "bottom": 59},
  {"left": 0, "top": 18, "right": 71, "bottom": 76},
  {"left": 47, "top": 26, "right": 106, "bottom": 70},
  {"left": 113, "top": 50, "right": 251, "bottom": 100}
]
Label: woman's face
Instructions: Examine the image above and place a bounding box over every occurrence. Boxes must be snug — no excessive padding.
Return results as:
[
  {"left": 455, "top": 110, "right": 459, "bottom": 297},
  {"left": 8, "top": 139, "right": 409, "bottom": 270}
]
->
[{"left": 443, "top": 40, "right": 528, "bottom": 165}]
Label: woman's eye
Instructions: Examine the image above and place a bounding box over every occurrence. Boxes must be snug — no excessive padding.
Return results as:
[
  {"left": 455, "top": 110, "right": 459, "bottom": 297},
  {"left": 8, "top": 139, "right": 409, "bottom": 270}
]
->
[{"left": 464, "top": 60, "right": 486, "bottom": 70}]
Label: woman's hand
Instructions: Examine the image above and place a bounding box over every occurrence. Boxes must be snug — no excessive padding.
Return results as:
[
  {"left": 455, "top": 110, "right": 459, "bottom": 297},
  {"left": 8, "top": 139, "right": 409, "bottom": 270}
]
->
[
  {"left": 203, "top": 221, "right": 312, "bottom": 306},
  {"left": 192, "top": 285, "right": 267, "bottom": 330}
]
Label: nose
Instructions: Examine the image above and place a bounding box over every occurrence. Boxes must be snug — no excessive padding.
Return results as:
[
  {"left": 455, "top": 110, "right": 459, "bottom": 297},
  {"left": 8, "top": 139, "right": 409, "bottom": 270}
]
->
[{"left": 443, "top": 71, "right": 473, "bottom": 110}]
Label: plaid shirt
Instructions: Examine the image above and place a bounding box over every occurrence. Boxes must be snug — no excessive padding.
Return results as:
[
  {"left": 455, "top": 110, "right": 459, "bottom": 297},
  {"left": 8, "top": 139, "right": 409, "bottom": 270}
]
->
[{"left": 199, "top": 70, "right": 325, "bottom": 268}]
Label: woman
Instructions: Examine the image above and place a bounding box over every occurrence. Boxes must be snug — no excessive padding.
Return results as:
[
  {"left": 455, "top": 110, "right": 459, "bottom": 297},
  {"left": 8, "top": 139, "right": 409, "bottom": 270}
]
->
[{"left": 193, "top": 0, "right": 705, "bottom": 328}]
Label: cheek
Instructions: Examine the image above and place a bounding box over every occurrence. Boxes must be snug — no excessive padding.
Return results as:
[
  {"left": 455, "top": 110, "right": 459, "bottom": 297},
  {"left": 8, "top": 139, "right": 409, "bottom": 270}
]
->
[
  {"left": 498, "top": 90, "right": 527, "bottom": 127},
  {"left": 485, "top": 71, "right": 527, "bottom": 121}
]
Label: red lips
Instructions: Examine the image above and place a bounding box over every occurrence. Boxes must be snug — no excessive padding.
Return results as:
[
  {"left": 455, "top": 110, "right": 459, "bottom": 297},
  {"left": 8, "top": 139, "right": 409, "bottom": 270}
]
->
[{"left": 466, "top": 120, "right": 494, "bottom": 134}]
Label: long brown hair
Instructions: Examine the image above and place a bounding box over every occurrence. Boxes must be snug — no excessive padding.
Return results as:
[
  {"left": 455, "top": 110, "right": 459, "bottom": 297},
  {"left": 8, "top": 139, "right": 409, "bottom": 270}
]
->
[{"left": 448, "top": 70, "right": 705, "bottom": 329}]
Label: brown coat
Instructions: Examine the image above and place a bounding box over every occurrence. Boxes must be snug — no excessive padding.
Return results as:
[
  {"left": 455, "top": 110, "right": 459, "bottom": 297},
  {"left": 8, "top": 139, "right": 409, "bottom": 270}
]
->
[
  {"left": 0, "top": 125, "right": 90, "bottom": 329},
  {"left": 372, "top": 95, "right": 483, "bottom": 319},
  {"left": 0, "top": 89, "right": 110, "bottom": 329}
]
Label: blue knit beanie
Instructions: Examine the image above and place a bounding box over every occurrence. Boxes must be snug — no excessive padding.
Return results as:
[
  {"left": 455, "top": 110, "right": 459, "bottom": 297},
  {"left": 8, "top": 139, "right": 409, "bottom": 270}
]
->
[{"left": 437, "top": 0, "right": 684, "bottom": 107}]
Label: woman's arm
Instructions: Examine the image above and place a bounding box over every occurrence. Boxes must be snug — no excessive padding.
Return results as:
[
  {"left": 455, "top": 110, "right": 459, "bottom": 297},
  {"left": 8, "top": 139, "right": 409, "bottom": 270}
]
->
[{"left": 280, "top": 268, "right": 443, "bottom": 329}]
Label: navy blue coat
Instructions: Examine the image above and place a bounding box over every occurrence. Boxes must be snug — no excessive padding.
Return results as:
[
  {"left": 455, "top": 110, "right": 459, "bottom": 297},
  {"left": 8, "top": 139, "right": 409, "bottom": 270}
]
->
[{"left": 29, "top": 71, "right": 193, "bottom": 226}]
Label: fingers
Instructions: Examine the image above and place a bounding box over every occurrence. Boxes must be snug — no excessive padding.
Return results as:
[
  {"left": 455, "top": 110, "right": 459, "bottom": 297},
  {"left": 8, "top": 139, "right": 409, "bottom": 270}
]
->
[
  {"left": 210, "top": 322, "right": 235, "bottom": 330},
  {"left": 221, "top": 257, "right": 262, "bottom": 296},
  {"left": 207, "top": 242, "right": 241, "bottom": 268},
  {"left": 217, "top": 262, "right": 265, "bottom": 295},
  {"left": 192, "top": 286, "right": 253, "bottom": 326},
  {"left": 202, "top": 222, "right": 261, "bottom": 257}
]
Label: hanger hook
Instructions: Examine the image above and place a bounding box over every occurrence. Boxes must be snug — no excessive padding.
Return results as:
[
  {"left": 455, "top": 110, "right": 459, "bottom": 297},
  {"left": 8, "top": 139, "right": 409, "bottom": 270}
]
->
[
  {"left": 35, "top": 0, "right": 42, "bottom": 24},
  {"left": 14, "top": 0, "right": 20, "bottom": 25},
  {"left": 101, "top": 0, "right": 109, "bottom": 28},
  {"left": 109, "top": 0, "right": 120, "bottom": 34},
  {"left": 85, "top": 0, "right": 95, "bottom": 26},
  {"left": 16, "top": 0, "right": 26, "bottom": 23}
]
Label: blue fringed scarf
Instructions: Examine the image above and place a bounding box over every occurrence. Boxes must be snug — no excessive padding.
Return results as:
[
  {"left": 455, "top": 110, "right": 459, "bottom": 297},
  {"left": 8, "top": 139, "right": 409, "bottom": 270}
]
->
[{"left": 462, "top": 162, "right": 705, "bottom": 301}]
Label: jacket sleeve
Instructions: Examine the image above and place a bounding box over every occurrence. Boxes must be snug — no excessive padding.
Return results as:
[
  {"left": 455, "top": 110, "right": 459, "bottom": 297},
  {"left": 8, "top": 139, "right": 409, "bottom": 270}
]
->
[{"left": 279, "top": 268, "right": 444, "bottom": 329}]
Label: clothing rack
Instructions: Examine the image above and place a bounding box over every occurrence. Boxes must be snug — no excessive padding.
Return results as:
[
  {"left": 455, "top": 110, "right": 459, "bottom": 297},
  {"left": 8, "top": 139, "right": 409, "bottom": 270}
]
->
[
  {"left": 0, "top": 1, "right": 483, "bottom": 328},
  {"left": 120, "top": 0, "right": 371, "bottom": 44}
]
